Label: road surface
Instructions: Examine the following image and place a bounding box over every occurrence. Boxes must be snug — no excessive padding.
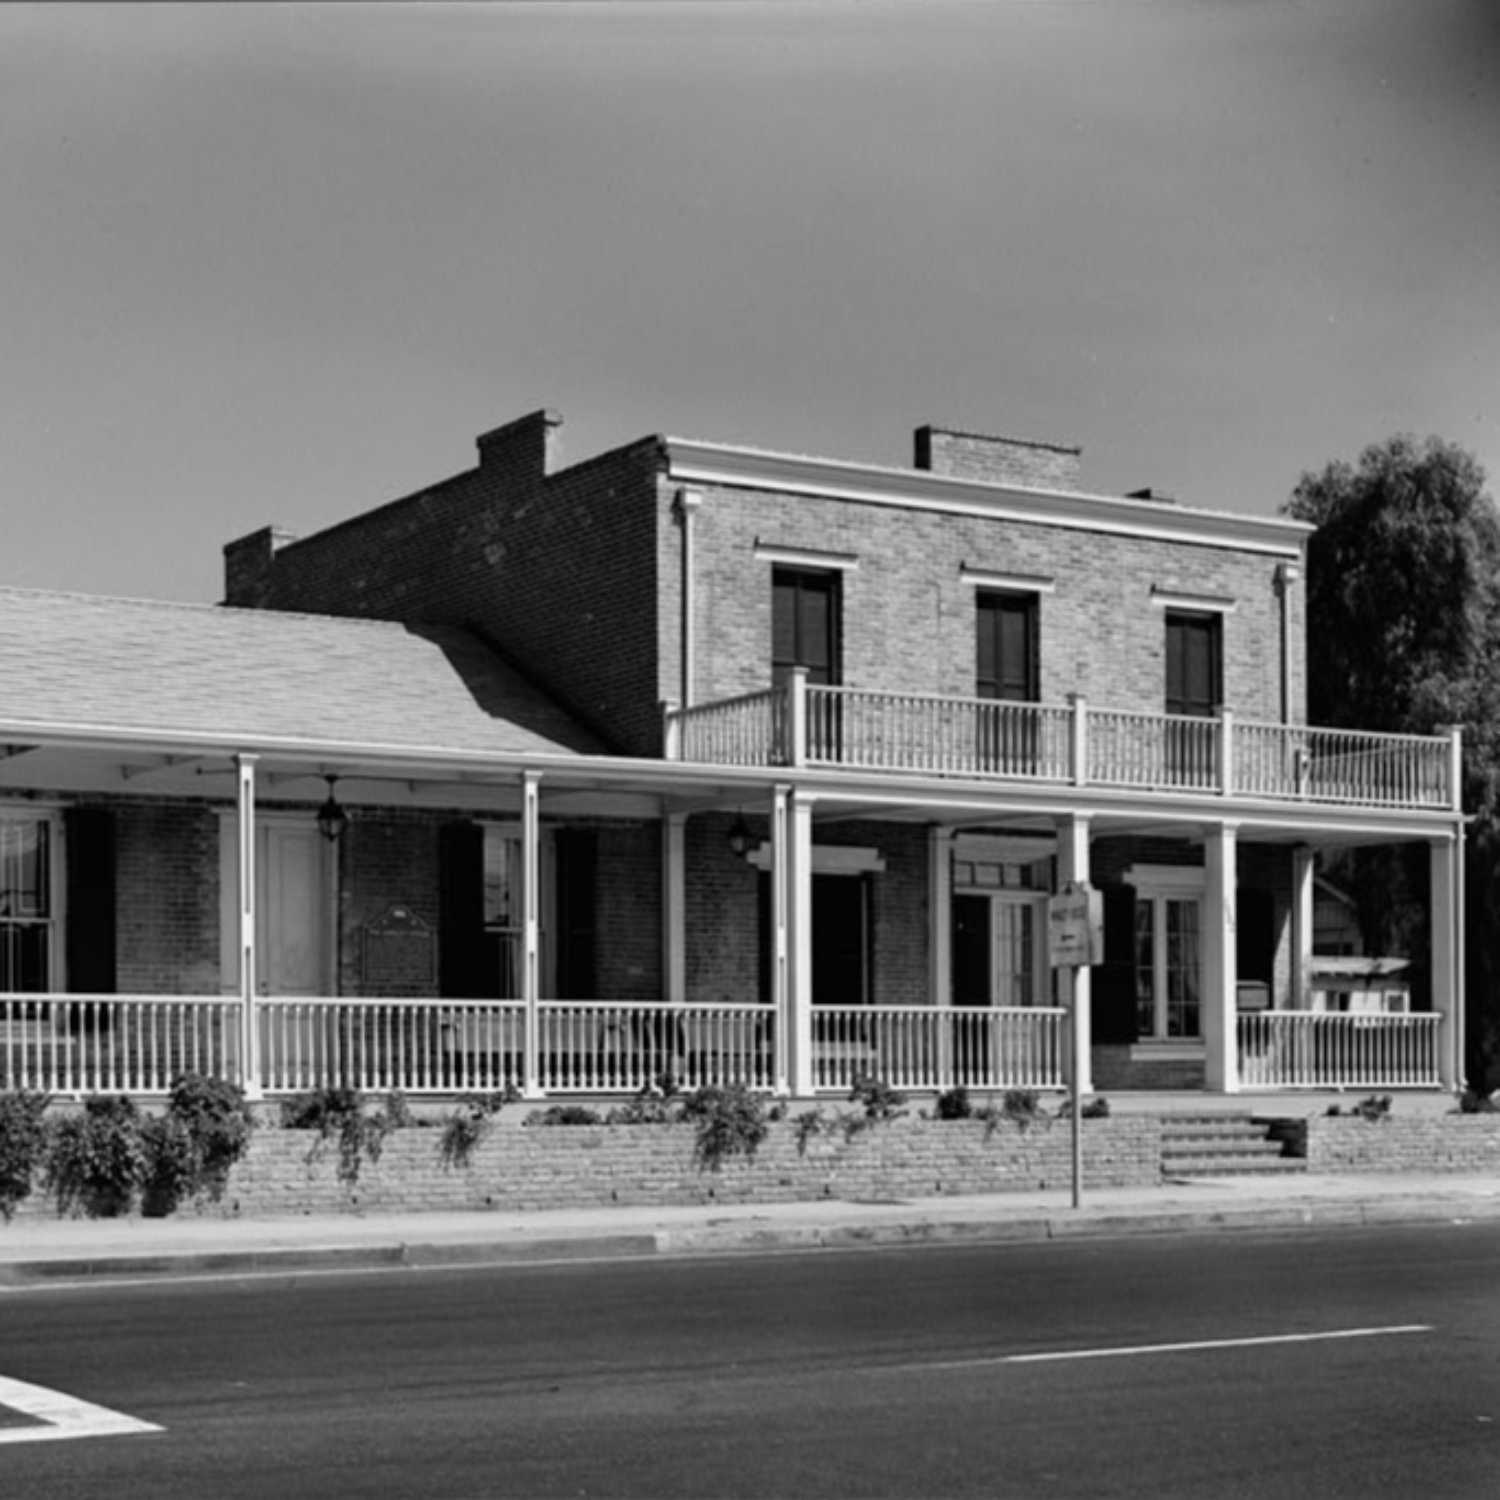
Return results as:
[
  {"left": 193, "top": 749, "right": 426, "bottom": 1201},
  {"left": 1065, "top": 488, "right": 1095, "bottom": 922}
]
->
[{"left": 3, "top": 1222, "right": 1498, "bottom": 1497}]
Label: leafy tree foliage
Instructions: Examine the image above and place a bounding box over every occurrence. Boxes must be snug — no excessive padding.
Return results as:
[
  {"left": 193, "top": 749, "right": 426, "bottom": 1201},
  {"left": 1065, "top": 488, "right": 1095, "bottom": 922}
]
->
[{"left": 1285, "top": 435, "right": 1500, "bottom": 1088}]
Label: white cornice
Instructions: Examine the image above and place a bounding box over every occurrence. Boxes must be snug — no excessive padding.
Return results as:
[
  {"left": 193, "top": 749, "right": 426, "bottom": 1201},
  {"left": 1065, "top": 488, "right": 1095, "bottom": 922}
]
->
[{"left": 665, "top": 437, "right": 1309, "bottom": 559}]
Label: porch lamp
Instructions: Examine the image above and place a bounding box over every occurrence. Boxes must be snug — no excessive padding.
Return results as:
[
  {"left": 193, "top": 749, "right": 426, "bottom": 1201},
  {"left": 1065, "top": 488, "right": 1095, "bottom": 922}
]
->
[
  {"left": 316, "top": 775, "right": 348, "bottom": 843},
  {"left": 726, "top": 813, "right": 754, "bottom": 860}
]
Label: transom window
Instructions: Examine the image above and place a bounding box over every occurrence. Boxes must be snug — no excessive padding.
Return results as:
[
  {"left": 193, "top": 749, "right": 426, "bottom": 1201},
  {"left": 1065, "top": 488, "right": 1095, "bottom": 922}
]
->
[
  {"left": 0, "top": 816, "right": 54, "bottom": 992},
  {"left": 772, "top": 567, "right": 840, "bottom": 687}
]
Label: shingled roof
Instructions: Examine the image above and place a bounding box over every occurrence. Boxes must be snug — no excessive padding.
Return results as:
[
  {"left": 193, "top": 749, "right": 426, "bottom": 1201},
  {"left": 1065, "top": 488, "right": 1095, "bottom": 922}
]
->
[{"left": 0, "top": 588, "right": 603, "bottom": 757}]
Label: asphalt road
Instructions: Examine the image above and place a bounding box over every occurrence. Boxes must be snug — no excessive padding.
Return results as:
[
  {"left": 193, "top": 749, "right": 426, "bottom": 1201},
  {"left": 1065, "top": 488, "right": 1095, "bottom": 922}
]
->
[{"left": 3, "top": 1224, "right": 1499, "bottom": 1498}]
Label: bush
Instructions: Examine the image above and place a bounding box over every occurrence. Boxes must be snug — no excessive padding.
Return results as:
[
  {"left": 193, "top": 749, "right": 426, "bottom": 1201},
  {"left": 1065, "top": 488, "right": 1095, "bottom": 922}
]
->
[
  {"left": 156, "top": 1073, "right": 254, "bottom": 1208},
  {"left": 1328, "top": 1094, "right": 1392, "bottom": 1122},
  {"left": 848, "top": 1072, "right": 907, "bottom": 1124},
  {"left": 1459, "top": 1088, "right": 1498, "bottom": 1114},
  {"left": 680, "top": 1083, "right": 768, "bottom": 1171},
  {"left": 439, "top": 1089, "right": 517, "bottom": 1170},
  {"left": 0, "top": 1090, "right": 49, "bottom": 1220},
  {"left": 525, "top": 1104, "right": 603, "bottom": 1127},
  {"left": 792, "top": 1108, "right": 825, "bottom": 1155},
  {"left": 606, "top": 1085, "right": 682, "bottom": 1126},
  {"left": 280, "top": 1086, "right": 400, "bottom": 1184},
  {"left": 935, "top": 1086, "right": 974, "bottom": 1121},
  {"left": 1081, "top": 1095, "right": 1111, "bottom": 1120},
  {"left": 47, "top": 1096, "right": 148, "bottom": 1217}
]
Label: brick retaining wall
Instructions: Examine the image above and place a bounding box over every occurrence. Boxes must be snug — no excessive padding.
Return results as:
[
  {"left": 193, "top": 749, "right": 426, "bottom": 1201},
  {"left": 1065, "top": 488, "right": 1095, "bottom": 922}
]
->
[{"left": 1301, "top": 1115, "right": 1500, "bottom": 1173}]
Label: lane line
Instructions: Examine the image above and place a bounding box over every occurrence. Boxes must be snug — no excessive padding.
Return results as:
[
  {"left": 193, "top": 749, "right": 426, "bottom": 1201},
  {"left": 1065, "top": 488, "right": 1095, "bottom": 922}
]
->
[
  {"left": 905, "top": 1324, "right": 1433, "bottom": 1372},
  {"left": 0, "top": 1374, "right": 162, "bottom": 1445}
]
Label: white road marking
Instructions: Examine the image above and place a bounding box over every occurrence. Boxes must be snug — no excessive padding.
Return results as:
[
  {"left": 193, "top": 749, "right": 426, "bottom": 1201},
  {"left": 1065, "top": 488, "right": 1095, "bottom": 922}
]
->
[
  {"left": 0, "top": 1374, "right": 161, "bottom": 1445},
  {"left": 907, "top": 1324, "right": 1433, "bottom": 1372}
]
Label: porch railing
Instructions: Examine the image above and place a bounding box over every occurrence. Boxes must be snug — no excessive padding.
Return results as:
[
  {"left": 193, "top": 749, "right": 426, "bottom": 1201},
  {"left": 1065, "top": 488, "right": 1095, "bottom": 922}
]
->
[
  {"left": 664, "top": 682, "right": 1457, "bottom": 812},
  {"left": 1237, "top": 1011, "right": 1442, "bottom": 1090},
  {"left": 813, "top": 1005, "right": 1066, "bottom": 1093},
  {"left": 0, "top": 994, "right": 240, "bottom": 1095}
]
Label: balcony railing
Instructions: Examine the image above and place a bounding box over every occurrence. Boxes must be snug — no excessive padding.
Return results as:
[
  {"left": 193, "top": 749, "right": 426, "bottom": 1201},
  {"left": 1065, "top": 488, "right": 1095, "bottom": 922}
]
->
[
  {"left": 666, "top": 680, "right": 1457, "bottom": 812},
  {"left": 1237, "top": 1011, "right": 1442, "bottom": 1090}
]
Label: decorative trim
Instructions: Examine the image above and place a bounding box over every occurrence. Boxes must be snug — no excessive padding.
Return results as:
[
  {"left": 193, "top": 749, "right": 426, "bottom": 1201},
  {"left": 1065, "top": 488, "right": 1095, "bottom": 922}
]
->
[
  {"left": 667, "top": 438, "right": 1309, "bottom": 559},
  {"left": 752, "top": 541, "right": 860, "bottom": 571},
  {"left": 953, "top": 833, "right": 1057, "bottom": 863},
  {"left": 1124, "top": 862, "right": 1206, "bottom": 895},
  {"left": 1150, "top": 587, "right": 1237, "bottom": 614},
  {"left": 960, "top": 567, "right": 1056, "bottom": 594},
  {"left": 746, "top": 842, "right": 885, "bottom": 874}
]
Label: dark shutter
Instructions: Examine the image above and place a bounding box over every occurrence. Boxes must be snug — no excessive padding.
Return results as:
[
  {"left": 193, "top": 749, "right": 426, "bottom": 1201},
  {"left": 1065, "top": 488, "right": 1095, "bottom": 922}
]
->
[
  {"left": 438, "top": 821, "right": 487, "bottom": 999},
  {"left": 1091, "top": 884, "right": 1139, "bottom": 1044},
  {"left": 553, "top": 829, "right": 598, "bottom": 1000},
  {"left": 65, "top": 806, "right": 116, "bottom": 994},
  {"left": 1236, "top": 887, "right": 1275, "bottom": 985}
]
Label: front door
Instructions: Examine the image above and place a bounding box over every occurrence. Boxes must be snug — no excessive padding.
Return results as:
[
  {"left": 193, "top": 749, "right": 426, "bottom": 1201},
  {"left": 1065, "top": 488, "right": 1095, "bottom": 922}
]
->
[{"left": 220, "top": 816, "right": 332, "bottom": 995}]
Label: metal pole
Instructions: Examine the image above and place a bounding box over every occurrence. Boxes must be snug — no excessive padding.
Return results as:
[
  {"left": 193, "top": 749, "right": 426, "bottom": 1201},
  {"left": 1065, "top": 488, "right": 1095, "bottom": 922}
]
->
[{"left": 1071, "top": 960, "right": 1083, "bottom": 1209}]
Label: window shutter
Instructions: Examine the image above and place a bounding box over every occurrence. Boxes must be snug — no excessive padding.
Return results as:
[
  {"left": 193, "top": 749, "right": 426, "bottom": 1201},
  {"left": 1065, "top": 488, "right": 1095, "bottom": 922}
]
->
[
  {"left": 553, "top": 829, "right": 598, "bottom": 1000},
  {"left": 438, "top": 821, "right": 486, "bottom": 999},
  {"left": 1091, "top": 884, "right": 1139, "bottom": 1044},
  {"left": 65, "top": 806, "right": 115, "bottom": 995}
]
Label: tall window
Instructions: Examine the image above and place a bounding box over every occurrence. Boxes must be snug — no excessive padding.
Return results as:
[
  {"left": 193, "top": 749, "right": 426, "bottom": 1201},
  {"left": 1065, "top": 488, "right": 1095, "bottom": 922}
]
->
[
  {"left": 976, "top": 591, "right": 1039, "bottom": 702},
  {"left": 0, "top": 817, "right": 52, "bottom": 992},
  {"left": 1165, "top": 610, "right": 1222, "bottom": 717},
  {"left": 772, "top": 567, "right": 840, "bottom": 687}
]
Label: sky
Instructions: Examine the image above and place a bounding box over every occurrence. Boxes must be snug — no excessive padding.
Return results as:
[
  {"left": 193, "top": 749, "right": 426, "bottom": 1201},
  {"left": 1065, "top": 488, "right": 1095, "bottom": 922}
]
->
[{"left": 3, "top": 0, "right": 1498, "bottom": 604}]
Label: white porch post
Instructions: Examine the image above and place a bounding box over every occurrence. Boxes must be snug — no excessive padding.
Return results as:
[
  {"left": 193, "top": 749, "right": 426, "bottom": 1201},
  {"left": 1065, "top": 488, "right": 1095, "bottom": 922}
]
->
[
  {"left": 663, "top": 811, "right": 687, "bottom": 1006},
  {"left": 1291, "top": 845, "right": 1315, "bottom": 1009},
  {"left": 521, "top": 771, "right": 543, "bottom": 1100},
  {"left": 1430, "top": 835, "right": 1460, "bottom": 1090},
  {"left": 1203, "top": 821, "right": 1240, "bottom": 1093},
  {"left": 1057, "top": 814, "right": 1093, "bottom": 1094},
  {"left": 235, "top": 754, "right": 262, "bottom": 1099},
  {"left": 772, "top": 784, "right": 813, "bottom": 1096},
  {"left": 929, "top": 826, "right": 953, "bottom": 1084}
]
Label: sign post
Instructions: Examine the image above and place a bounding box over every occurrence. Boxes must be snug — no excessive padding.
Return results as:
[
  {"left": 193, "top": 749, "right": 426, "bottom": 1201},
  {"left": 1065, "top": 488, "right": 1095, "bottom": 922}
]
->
[{"left": 1048, "top": 882, "right": 1103, "bottom": 1209}]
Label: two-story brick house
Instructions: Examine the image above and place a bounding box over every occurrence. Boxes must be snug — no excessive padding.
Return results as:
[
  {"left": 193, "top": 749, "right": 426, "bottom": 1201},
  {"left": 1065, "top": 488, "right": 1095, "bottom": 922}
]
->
[{"left": 0, "top": 409, "right": 1465, "bottom": 1102}]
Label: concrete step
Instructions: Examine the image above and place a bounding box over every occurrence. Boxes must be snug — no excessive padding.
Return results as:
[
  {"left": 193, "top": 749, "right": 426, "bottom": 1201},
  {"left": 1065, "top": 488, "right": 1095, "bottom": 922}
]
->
[{"left": 1164, "top": 1156, "right": 1308, "bottom": 1178}]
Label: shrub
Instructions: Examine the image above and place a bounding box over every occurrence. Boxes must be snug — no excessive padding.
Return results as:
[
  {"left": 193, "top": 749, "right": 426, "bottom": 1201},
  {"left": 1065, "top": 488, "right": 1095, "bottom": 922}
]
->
[
  {"left": 47, "top": 1096, "right": 148, "bottom": 1217},
  {"left": 1002, "top": 1089, "right": 1043, "bottom": 1130},
  {"left": 680, "top": 1083, "right": 768, "bottom": 1171},
  {"left": 848, "top": 1072, "right": 907, "bottom": 1124},
  {"left": 606, "top": 1085, "right": 682, "bottom": 1126},
  {"left": 159, "top": 1073, "right": 254, "bottom": 1206},
  {"left": 280, "top": 1086, "right": 399, "bottom": 1184},
  {"left": 935, "top": 1086, "right": 973, "bottom": 1121},
  {"left": 1328, "top": 1094, "right": 1392, "bottom": 1122},
  {"left": 0, "top": 1090, "right": 49, "bottom": 1220},
  {"left": 439, "top": 1089, "right": 517, "bottom": 1170},
  {"left": 1081, "top": 1095, "right": 1111, "bottom": 1120},
  {"left": 792, "top": 1108, "right": 825, "bottom": 1155},
  {"left": 1459, "top": 1088, "right": 1498, "bottom": 1114},
  {"left": 525, "top": 1104, "right": 603, "bottom": 1127}
]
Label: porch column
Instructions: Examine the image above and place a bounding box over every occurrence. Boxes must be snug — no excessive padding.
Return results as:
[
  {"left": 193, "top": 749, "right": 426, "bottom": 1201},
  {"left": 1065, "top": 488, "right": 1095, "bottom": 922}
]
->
[
  {"left": 521, "top": 771, "right": 543, "bottom": 1100},
  {"left": 929, "top": 826, "right": 953, "bottom": 1084},
  {"left": 1290, "top": 845, "right": 1315, "bottom": 1009},
  {"left": 1203, "top": 821, "right": 1240, "bottom": 1093},
  {"left": 1057, "top": 814, "right": 1093, "bottom": 1095},
  {"left": 1430, "top": 835, "right": 1461, "bottom": 1089},
  {"left": 662, "top": 811, "right": 687, "bottom": 1006},
  {"left": 234, "top": 754, "right": 262, "bottom": 1099},
  {"left": 772, "top": 783, "right": 813, "bottom": 1096}
]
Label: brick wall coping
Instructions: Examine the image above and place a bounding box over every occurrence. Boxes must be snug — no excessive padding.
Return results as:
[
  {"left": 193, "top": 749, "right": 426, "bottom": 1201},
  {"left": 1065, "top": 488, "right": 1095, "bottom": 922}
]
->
[{"left": 664, "top": 437, "right": 1309, "bottom": 559}]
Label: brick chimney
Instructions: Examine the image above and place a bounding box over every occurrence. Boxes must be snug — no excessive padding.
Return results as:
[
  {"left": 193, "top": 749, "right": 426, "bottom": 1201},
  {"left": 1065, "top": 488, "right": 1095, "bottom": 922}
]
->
[
  {"left": 914, "top": 424, "right": 1082, "bottom": 490},
  {"left": 223, "top": 525, "right": 298, "bottom": 607},
  {"left": 476, "top": 408, "right": 563, "bottom": 480}
]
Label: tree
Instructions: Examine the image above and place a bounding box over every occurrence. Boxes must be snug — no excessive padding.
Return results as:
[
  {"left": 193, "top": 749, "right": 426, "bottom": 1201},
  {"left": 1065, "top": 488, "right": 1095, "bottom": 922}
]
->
[{"left": 1285, "top": 435, "right": 1500, "bottom": 1089}]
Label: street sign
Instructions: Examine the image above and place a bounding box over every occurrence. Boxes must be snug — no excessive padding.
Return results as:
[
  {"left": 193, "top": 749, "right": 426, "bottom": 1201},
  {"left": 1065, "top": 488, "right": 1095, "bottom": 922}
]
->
[{"left": 1048, "top": 884, "right": 1102, "bottom": 968}]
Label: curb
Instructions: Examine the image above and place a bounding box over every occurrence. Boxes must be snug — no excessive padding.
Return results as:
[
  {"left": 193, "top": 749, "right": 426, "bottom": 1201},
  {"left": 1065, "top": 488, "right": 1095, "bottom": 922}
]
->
[{"left": 4, "top": 1196, "right": 1500, "bottom": 1286}]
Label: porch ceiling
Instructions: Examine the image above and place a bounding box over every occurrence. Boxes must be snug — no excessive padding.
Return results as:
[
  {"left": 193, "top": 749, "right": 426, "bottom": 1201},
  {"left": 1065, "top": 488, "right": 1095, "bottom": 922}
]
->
[{"left": 0, "top": 729, "right": 1459, "bottom": 848}]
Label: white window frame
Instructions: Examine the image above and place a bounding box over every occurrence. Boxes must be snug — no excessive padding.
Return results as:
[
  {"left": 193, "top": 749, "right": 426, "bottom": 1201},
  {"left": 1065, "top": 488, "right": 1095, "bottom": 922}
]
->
[
  {"left": 0, "top": 805, "right": 64, "bottom": 995},
  {"left": 1124, "top": 864, "right": 1206, "bottom": 1052}
]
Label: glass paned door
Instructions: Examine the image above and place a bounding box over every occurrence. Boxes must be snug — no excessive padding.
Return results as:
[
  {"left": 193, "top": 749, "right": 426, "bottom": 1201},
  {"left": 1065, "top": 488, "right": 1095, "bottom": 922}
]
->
[
  {"left": 482, "top": 830, "right": 524, "bottom": 999},
  {"left": 1133, "top": 892, "right": 1203, "bottom": 1039},
  {"left": 993, "top": 900, "right": 1037, "bottom": 1008}
]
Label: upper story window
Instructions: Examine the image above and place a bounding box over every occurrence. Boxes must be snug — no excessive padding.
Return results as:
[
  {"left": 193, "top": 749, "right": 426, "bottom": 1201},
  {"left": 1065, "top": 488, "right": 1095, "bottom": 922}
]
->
[
  {"left": 976, "top": 591, "right": 1039, "bottom": 702},
  {"left": 773, "top": 567, "right": 841, "bottom": 687},
  {"left": 1, "top": 814, "right": 54, "bottom": 992},
  {"left": 1164, "top": 609, "right": 1221, "bottom": 717}
]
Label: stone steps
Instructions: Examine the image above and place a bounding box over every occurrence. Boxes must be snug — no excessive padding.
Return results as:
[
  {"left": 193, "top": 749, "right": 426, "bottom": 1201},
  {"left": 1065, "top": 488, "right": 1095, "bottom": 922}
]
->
[{"left": 1160, "top": 1114, "right": 1306, "bottom": 1178}]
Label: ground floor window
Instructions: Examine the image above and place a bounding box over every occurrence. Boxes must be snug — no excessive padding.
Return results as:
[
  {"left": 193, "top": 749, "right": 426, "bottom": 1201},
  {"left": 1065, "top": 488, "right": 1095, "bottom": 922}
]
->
[{"left": 0, "top": 815, "right": 54, "bottom": 992}]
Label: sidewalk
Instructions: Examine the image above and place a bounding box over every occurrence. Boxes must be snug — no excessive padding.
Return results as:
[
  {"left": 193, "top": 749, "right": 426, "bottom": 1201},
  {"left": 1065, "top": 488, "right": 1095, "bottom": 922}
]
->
[{"left": 4, "top": 1173, "right": 1500, "bottom": 1286}]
